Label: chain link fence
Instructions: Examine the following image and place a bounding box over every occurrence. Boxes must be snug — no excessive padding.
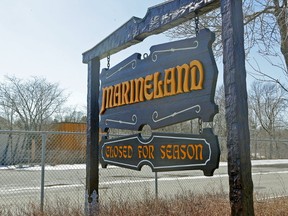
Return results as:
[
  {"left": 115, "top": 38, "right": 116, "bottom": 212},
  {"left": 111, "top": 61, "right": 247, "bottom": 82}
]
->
[
  {"left": 0, "top": 130, "right": 86, "bottom": 212},
  {"left": 218, "top": 136, "right": 288, "bottom": 161},
  {"left": 1, "top": 130, "right": 288, "bottom": 212}
]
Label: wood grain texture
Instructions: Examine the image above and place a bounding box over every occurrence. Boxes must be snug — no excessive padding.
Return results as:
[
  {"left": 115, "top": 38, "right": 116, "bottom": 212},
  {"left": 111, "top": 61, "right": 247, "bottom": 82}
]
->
[
  {"left": 85, "top": 58, "right": 100, "bottom": 212},
  {"left": 221, "top": 0, "right": 255, "bottom": 215}
]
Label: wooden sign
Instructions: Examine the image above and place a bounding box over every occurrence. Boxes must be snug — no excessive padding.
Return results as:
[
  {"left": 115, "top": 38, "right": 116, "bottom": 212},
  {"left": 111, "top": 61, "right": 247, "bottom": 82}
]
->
[
  {"left": 100, "top": 128, "right": 220, "bottom": 176},
  {"left": 99, "top": 29, "right": 218, "bottom": 131}
]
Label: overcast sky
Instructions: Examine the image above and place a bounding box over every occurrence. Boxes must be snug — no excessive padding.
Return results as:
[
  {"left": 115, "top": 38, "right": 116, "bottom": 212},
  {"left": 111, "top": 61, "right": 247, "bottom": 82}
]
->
[{"left": 0, "top": 0, "right": 170, "bottom": 108}]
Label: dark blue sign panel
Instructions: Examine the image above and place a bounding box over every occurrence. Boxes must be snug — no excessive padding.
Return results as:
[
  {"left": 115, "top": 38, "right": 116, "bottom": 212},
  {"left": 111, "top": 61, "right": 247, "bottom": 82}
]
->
[
  {"left": 99, "top": 29, "right": 218, "bottom": 131},
  {"left": 100, "top": 128, "right": 220, "bottom": 176}
]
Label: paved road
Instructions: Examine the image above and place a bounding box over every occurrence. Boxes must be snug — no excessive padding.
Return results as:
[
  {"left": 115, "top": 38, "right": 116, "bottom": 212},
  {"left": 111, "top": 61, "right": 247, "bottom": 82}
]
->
[
  {"left": 99, "top": 160, "right": 288, "bottom": 202},
  {"left": 0, "top": 160, "right": 288, "bottom": 209}
]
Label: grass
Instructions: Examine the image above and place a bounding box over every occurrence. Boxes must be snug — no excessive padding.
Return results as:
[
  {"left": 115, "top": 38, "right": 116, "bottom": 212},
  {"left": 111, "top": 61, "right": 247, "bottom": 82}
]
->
[{"left": 1, "top": 193, "right": 288, "bottom": 216}]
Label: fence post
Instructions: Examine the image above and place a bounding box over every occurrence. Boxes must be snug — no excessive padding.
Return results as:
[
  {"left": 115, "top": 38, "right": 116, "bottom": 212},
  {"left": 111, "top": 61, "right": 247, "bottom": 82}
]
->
[
  {"left": 40, "top": 132, "right": 47, "bottom": 212},
  {"left": 155, "top": 172, "right": 158, "bottom": 199}
]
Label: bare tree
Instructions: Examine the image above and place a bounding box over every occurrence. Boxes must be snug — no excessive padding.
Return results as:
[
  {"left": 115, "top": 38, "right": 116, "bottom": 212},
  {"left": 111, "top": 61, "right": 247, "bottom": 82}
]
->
[
  {"left": 244, "top": 0, "right": 288, "bottom": 89},
  {"left": 0, "top": 105, "right": 14, "bottom": 130},
  {"left": 212, "top": 85, "right": 227, "bottom": 137},
  {"left": 165, "top": 7, "right": 223, "bottom": 58},
  {"left": 166, "top": 0, "right": 288, "bottom": 89},
  {"left": 249, "top": 81, "right": 288, "bottom": 158},
  {"left": 0, "top": 76, "right": 68, "bottom": 131},
  {"left": 249, "top": 81, "right": 288, "bottom": 135},
  {"left": 54, "top": 105, "right": 87, "bottom": 123}
]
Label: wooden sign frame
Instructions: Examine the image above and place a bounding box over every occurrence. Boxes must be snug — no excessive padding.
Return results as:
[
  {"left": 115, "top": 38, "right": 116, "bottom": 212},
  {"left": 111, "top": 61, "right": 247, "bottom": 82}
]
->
[{"left": 83, "top": 0, "right": 254, "bottom": 214}]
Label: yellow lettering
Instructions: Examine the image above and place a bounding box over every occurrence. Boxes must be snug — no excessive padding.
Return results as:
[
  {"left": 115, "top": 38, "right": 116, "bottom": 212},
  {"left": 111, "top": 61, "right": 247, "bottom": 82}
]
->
[
  {"left": 159, "top": 144, "right": 204, "bottom": 161},
  {"left": 190, "top": 60, "right": 204, "bottom": 90},
  {"left": 176, "top": 64, "right": 189, "bottom": 94},
  {"left": 142, "top": 145, "right": 148, "bottom": 158},
  {"left": 100, "top": 88, "right": 107, "bottom": 115},
  {"left": 180, "top": 144, "right": 186, "bottom": 159},
  {"left": 194, "top": 144, "right": 203, "bottom": 160},
  {"left": 164, "top": 68, "right": 176, "bottom": 96},
  {"left": 107, "top": 86, "right": 114, "bottom": 108},
  {"left": 99, "top": 59, "right": 205, "bottom": 114},
  {"left": 113, "top": 84, "right": 121, "bottom": 106},
  {"left": 122, "top": 145, "right": 127, "bottom": 158},
  {"left": 138, "top": 145, "right": 154, "bottom": 159},
  {"left": 121, "top": 81, "right": 130, "bottom": 105},
  {"left": 166, "top": 144, "right": 172, "bottom": 159},
  {"left": 129, "top": 79, "right": 135, "bottom": 104},
  {"left": 173, "top": 144, "right": 180, "bottom": 159},
  {"left": 105, "top": 146, "right": 110, "bottom": 158},
  {"left": 149, "top": 145, "right": 155, "bottom": 159},
  {"left": 183, "top": 64, "right": 191, "bottom": 93},
  {"left": 160, "top": 145, "right": 165, "bottom": 159},
  {"left": 134, "top": 78, "right": 144, "bottom": 103},
  {"left": 128, "top": 146, "right": 133, "bottom": 158},
  {"left": 138, "top": 146, "right": 143, "bottom": 159},
  {"left": 100, "top": 86, "right": 114, "bottom": 114},
  {"left": 144, "top": 74, "right": 154, "bottom": 100},
  {"left": 112, "top": 146, "right": 118, "bottom": 158},
  {"left": 153, "top": 72, "right": 164, "bottom": 99},
  {"left": 187, "top": 144, "right": 195, "bottom": 160},
  {"left": 118, "top": 146, "right": 123, "bottom": 158},
  {"left": 104, "top": 145, "right": 134, "bottom": 159}
]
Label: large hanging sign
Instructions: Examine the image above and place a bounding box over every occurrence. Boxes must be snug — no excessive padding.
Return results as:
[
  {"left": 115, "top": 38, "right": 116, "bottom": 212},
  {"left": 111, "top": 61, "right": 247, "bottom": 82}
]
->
[
  {"left": 99, "top": 29, "right": 218, "bottom": 131},
  {"left": 99, "top": 28, "right": 220, "bottom": 174},
  {"left": 100, "top": 128, "right": 220, "bottom": 176}
]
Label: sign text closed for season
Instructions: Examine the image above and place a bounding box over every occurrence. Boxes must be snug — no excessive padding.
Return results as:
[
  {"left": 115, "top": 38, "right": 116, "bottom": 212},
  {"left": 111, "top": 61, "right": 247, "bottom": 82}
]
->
[
  {"left": 100, "top": 129, "right": 220, "bottom": 176},
  {"left": 104, "top": 143, "right": 204, "bottom": 161}
]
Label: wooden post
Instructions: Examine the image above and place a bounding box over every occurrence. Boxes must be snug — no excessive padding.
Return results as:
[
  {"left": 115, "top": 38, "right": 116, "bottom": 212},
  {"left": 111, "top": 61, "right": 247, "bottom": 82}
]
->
[
  {"left": 85, "top": 57, "right": 100, "bottom": 215},
  {"left": 220, "top": 0, "right": 254, "bottom": 215}
]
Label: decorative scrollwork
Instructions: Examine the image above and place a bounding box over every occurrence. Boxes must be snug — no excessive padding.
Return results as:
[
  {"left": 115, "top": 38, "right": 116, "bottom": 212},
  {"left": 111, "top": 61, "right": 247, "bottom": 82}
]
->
[
  {"left": 105, "top": 114, "right": 137, "bottom": 126},
  {"left": 106, "top": 59, "right": 136, "bottom": 79},
  {"left": 152, "top": 41, "right": 199, "bottom": 62},
  {"left": 152, "top": 105, "right": 201, "bottom": 123}
]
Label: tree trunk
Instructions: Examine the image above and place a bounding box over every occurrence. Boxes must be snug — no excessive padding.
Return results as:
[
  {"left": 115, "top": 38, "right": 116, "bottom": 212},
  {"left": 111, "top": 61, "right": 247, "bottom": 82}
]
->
[{"left": 274, "top": 2, "right": 288, "bottom": 72}]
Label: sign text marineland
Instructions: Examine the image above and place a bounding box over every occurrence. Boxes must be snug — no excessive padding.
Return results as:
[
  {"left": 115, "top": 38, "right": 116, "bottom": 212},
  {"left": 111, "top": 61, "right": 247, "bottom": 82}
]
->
[
  {"left": 100, "top": 60, "right": 204, "bottom": 114},
  {"left": 99, "top": 29, "right": 218, "bottom": 131}
]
